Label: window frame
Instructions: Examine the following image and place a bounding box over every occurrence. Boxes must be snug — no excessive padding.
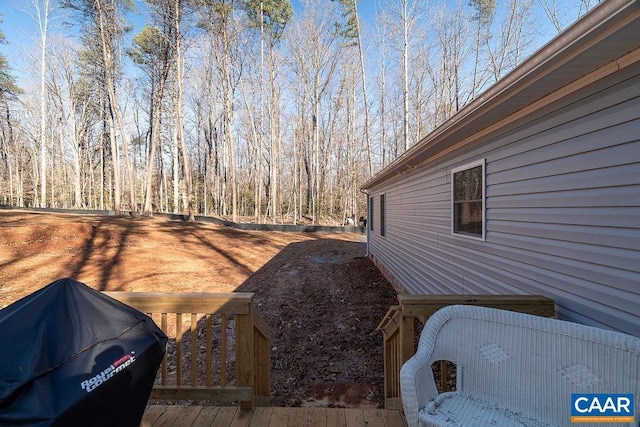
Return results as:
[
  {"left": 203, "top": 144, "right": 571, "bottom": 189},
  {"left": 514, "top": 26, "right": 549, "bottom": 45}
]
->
[
  {"left": 369, "top": 196, "right": 374, "bottom": 232},
  {"left": 380, "top": 194, "right": 386, "bottom": 237},
  {"left": 451, "top": 159, "right": 486, "bottom": 241}
]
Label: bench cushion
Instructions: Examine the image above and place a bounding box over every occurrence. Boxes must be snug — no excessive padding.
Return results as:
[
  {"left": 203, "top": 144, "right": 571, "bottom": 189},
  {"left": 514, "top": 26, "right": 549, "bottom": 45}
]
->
[{"left": 420, "top": 392, "right": 553, "bottom": 427}]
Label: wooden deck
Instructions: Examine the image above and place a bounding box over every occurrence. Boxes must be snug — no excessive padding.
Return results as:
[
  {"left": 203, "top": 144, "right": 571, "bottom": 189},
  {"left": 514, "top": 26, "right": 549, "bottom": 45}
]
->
[{"left": 141, "top": 405, "right": 408, "bottom": 427}]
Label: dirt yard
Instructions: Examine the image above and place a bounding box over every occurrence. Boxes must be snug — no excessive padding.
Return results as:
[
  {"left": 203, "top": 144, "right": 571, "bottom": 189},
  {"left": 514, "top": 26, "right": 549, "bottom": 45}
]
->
[{"left": 0, "top": 210, "right": 398, "bottom": 408}]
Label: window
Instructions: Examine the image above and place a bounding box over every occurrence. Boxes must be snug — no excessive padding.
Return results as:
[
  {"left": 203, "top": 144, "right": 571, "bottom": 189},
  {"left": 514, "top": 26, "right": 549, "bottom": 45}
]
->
[
  {"left": 452, "top": 160, "right": 485, "bottom": 239},
  {"left": 369, "top": 197, "right": 374, "bottom": 231},
  {"left": 380, "top": 194, "right": 386, "bottom": 237}
]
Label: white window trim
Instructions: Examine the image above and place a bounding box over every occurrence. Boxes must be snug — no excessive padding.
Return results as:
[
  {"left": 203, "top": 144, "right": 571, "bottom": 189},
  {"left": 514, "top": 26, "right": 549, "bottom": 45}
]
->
[
  {"left": 369, "top": 196, "right": 374, "bottom": 232},
  {"left": 451, "top": 159, "right": 486, "bottom": 241},
  {"left": 380, "top": 193, "right": 386, "bottom": 237}
]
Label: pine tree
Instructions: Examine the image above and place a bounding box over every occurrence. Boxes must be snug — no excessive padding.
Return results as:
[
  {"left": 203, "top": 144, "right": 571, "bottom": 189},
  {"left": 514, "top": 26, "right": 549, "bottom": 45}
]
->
[{"left": 0, "top": 17, "right": 21, "bottom": 100}]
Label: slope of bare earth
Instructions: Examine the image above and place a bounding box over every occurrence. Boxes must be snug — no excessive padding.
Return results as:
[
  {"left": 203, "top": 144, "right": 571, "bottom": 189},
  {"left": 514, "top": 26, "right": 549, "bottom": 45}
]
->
[{"left": 0, "top": 210, "right": 397, "bottom": 408}]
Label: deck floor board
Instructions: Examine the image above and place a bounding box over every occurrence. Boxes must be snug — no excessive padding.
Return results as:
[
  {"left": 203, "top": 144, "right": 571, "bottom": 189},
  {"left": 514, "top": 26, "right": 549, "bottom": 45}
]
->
[{"left": 141, "top": 405, "right": 407, "bottom": 427}]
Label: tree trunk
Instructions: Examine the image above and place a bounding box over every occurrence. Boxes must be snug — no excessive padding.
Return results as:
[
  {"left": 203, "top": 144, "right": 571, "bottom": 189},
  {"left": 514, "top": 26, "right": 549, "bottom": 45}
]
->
[
  {"left": 352, "top": 0, "right": 372, "bottom": 177},
  {"left": 38, "top": 0, "right": 51, "bottom": 208},
  {"left": 175, "top": 0, "right": 194, "bottom": 221},
  {"left": 402, "top": 0, "right": 409, "bottom": 152},
  {"left": 94, "top": 0, "right": 122, "bottom": 215}
]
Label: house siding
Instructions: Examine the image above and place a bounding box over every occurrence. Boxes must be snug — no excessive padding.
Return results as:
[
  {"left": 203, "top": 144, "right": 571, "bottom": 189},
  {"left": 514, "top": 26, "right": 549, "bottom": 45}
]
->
[{"left": 368, "top": 65, "right": 640, "bottom": 337}]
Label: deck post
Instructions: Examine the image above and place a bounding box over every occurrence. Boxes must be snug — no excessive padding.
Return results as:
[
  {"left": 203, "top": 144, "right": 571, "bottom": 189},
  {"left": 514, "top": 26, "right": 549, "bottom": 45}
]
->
[
  {"left": 399, "top": 312, "right": 415, "bottom": 369},
  {"left": 235, "top": 301, "right": 256, "bottom": 410},
  {"left": 253, "top": 312, "right": 271, "bottom": 406}
]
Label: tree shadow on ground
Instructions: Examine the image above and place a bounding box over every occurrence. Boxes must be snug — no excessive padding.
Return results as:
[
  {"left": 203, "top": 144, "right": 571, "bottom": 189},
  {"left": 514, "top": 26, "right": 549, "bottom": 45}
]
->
[{"left": 67, "top": 217, "right": 138, "bottom": 291}]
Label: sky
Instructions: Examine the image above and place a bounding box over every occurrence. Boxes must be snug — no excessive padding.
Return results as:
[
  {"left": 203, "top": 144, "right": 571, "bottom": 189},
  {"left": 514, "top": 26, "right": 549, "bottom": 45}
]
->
[
  {"left": 0, "top": 0, "right": 589, "bottom": 88},
  {"left": 0, "top": 0, "right": 380, "bottom": 82},
  {"left": 0, "top": 0, "right": 378, "bottom": 46},
  {"left": 0, "top": 0, "right": 379, "bottom": 81}
]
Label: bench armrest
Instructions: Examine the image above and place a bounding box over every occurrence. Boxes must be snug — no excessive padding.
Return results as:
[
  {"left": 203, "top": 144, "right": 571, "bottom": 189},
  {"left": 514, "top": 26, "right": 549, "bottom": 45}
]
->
[{"left": 401, "top": 354, "right": 439, "bottom": 427}]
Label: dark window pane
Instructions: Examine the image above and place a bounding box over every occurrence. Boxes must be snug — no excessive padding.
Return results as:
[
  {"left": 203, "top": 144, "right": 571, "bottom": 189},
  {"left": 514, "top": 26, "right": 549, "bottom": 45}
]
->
[
  {"left": 455, "top": 201, "right": 482, "bottom": 236},
  {"left": 453, "top": 170, "right": 467, "bottom": 201},
  {"left": 454, "top": 166, "right": 482, "bottom": 202},
  {"left": 469, "top": 166, "right": 483, "bottom": 200},
  {"left": 453, "top": 163, "right": 483, "bottom": 237}
]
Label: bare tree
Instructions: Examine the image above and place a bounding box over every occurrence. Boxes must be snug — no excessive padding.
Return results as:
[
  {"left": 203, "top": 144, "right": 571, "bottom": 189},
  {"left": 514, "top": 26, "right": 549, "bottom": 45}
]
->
[
  {"left": 2, "top": 0, "right": 594, "bottom": 223},
  {"left": 486, "top": 0, "right": 535, "bottom": 81},
  {"left": 200, "top": 0, "right": 246, "bottom": 222},
  {"left": 375, "top": 8, "right": 392, "bottom": 168},
  {"left": 174, "top": 0, "right": 195, "bottom": 220},
  {"left": 48, "top": 36, "right": 87, "bottom": 208},
  {"left": 0, "top": 14, "right": 22, "bottom": 206},
  {"left": 64, "top": 0, "right": 136, "bottom": 215},
  {"left": 334, "top": 0, "right": 372, "bottom": 177},
  {"left": 244, "top": 0, "right": 292, "bottom": 222},
  {"left": 23, "top": 0, "right": 54, "bottom": 207},
  {"left": 286, "top": 0, "right": 342, "bottom": 223},
  {"left": 539, "top": 0, "right": 598, "bottom": 33},
  {"left": 384, "top": 0, "right": 426, "bottom": 153},
  {"left": 129, "top": 0, "right": 177, "bottom": 216},
  {"left": 469, "top": 0, "right": 496, "bottom": 100},
  {"left": 431, "top": 3, "right": 472, "bottom": 118}
]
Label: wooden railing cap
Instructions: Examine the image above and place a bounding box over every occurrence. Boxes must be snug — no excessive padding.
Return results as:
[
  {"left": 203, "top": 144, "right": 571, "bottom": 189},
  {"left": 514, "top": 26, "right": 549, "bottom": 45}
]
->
[
  {"left": 104, "top": 291, "right": 256, "bottom": 315},
  {"left": 397, "top": 294, "right": 554, "bottom": 304},
  {"left": 376, "top": 305, "right": 401, "bottom": 333}
]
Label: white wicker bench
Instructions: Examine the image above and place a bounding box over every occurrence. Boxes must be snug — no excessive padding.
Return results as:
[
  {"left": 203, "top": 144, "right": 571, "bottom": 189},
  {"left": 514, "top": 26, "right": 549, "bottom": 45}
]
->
[{"left": 400, "top": 305, "right": 640, "bottom": 427}]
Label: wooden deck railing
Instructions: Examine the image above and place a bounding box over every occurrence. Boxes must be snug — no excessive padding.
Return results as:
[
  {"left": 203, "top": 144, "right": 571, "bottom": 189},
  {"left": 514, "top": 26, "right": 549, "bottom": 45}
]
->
[
  {"left": 377, "top": 295, "right": 555, "bottom": 410},
  {"left": 105, "top": 292, "right": 270, "bottom": 409}
]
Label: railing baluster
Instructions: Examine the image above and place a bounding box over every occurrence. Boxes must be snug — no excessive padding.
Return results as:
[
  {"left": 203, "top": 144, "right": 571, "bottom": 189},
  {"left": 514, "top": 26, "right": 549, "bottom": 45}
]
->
[
  {"left": 205, "top": 314, "right": 212, "bottom": 387},
  {"left": 393, "top": 332, "right": 399, "bottom": 399},
  {"left": 176, "top": 313, "right": 183, "bottom": 386},
  {"left": 191, "top": 313, "right": 197, "bottom": 386},
  {"left": 221, "top": 315, "right": 227, "bottom": 386},
  {"left": 161, "top": 313, "right": 168, "bottom": 386}
]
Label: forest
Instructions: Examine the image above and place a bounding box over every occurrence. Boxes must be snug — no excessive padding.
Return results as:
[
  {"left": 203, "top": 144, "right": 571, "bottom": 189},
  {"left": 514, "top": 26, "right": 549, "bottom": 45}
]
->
[{"left": 0, "top": 0, "right": 595, "bottom": 225}]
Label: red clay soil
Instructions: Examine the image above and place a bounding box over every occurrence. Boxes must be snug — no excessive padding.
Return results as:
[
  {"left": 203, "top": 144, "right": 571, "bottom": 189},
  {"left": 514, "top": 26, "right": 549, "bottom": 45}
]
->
[{"left": 0, "top": 210, "right": 398, "bottom": 408}]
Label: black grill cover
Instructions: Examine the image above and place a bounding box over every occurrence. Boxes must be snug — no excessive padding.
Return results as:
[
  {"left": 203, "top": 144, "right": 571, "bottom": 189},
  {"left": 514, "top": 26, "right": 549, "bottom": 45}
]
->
[{"left": 0, "top": 278, "right": 167, "bottom": 426}]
